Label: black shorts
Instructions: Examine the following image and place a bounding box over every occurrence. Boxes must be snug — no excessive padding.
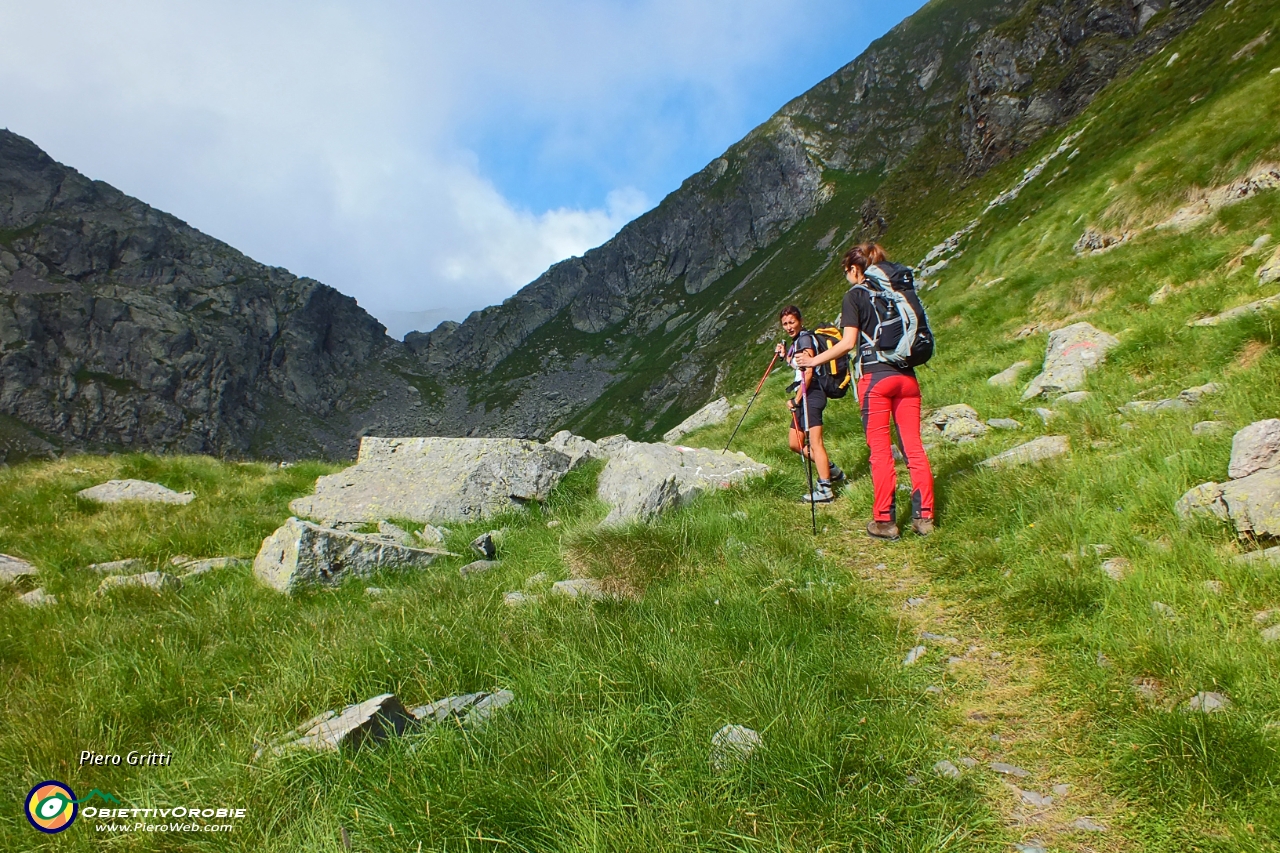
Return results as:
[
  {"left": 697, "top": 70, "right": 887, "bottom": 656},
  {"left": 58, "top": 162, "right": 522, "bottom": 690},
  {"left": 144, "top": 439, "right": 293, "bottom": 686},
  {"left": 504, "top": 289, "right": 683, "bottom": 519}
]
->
[{"left": 791, "top": 386, "right": 826, "bottom": 429}]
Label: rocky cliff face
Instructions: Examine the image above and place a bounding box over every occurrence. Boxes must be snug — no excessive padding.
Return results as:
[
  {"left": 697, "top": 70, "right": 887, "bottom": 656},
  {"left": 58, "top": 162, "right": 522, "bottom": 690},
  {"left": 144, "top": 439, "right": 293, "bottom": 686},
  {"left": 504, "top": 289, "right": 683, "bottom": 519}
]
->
[
  {"left": 0, "top": 130, "right": 434, "bottom": 461},
  {"left": 0, "top": 0, "right": 1220, "bottom": 459}
]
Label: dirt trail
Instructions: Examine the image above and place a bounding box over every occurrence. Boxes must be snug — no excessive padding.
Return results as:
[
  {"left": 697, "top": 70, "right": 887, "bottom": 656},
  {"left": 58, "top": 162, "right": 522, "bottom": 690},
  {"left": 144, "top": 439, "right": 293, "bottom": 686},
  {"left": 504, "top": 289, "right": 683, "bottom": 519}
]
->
[{"left": 830, "top": 528, "right": 1135, "bottom": 852}]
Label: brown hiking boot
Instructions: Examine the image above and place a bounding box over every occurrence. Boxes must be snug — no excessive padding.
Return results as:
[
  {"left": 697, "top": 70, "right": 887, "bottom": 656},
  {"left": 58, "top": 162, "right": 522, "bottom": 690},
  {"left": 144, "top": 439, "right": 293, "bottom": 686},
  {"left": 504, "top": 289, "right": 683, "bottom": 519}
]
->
[
  {"left": 866, "top": 520, "right": 900, "bottom": 541},
  {"left": 911, "top": 517, "right": 935, "bottom": 536}
]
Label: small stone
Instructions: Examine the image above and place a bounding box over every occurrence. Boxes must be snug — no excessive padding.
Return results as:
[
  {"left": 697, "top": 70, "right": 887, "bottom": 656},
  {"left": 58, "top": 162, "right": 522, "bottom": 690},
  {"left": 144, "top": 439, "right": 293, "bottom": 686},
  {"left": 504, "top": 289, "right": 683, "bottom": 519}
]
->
[
  {"left": 545, "top": 519, "right": 561, "bottom": 528},
  {"left": 551, "top": 578, "right": 609, "bottom": 601},
  {"left": 1096, "top": 652, "right": 1112, "bottom": 668},
  {"left": 905, "top": 774, "right": 922, "bottom": 786},
  {"left": 86, "top": 558, "right": 149, "bottom": 574},
  {"left": 1081, "top": 543, "right": 1112, "bottom": 556},
  {"left": 1101, "top": 558, "right": 1131, "bottom": 581},
  {"left": 989, "top": 361, "right": 1032, "bottom": 387},
  {"left": 524, "top": 572, "right": 549, "bottom": 587},
  {"left": 470, "top": 531, "right": 498, "bottom": 560},
  {"left": 1132, "top": 678, "right": 1160, "bottom": 702},
  {"left": 1034, "top": 407, "right": 1055, "bottom": 424},
  {"left": 904, "top": 597, "right": 926, "bottom": 608},
  {"left": 731, "top": 510, "right": 748, "bottom": 521},
  {"left": 1185, "top": 691, "right": 1230, "bottom": 713},
  {"left": 1014, "top": 842, "right": 1047, "bottom": 853},
  {"left": 959, "top": 757, "right": 978, "bottom": 768},
  {"left": 1151, "top": 601, "right": 1176, "bottom": 618},
  {"left": 0, "top": 554, "right": 39, "bottom": 585},
  {"left": 989, "top": 651, "right": 1002, "bottom": 660},
  {"left": 1202, "top": 580, "right": 1224, "bottom": 595},
  {"left": 364, "top": 586, "right": 386, "bottom": 597},
  {"left": 1192, "top": 420, "right": 1230, "bottom": 436},
  {"left": 988, "top": 418, "right": 1022, "bottom": 430},
  {"left": 991, "top": 762, "right": 1030, "bottom": 778},
  {"left": 78, "top": 479, "right": 195, "bottom": 505},
  {"left": 410, "top": 689, "right": 514, "bottom": 727},
  {"left": 174, "top": 557, "right": 243, "bottom": 576},
  {"left": 18, "top": 587, "right": 56, "bottom": 607},
  {"left": 1019, "top": 789, "right": 1054, "bottom": 807},
  {"left": 710, "top": 724, "right": 761, "bottom": 771},
  {"left": 947, "top": 656, "right": 964, "bottom": 665},
  {"left": 921, "top": 631, "right": 959, "bottom": 644},
  {"left": 903, "top": 645, "right": 927, "bottom": 666},
  {"left": 1070, "top": 817, "right": 1108, "bottom": 832},
  {"left": 1148, "top": 283, "right": 1174, "bottom": 304},
  {"left": 1178, "top": 382, "right": 1221, "bottom": 404},
  {"left": 1052, "top": 784, "right": 1070, "bottom": 797},
  {"left": 1055, "top": 391, "right": 1091, "bottom": 405},
  {"left": 503, "top": 591, "right": 534, "bottom": 607},
  {"left": 96, "top": 572, "right": 182, "bottom": 595},
  {"left": 416, "top": 524, "right": 446, "bottom": 545},
  {"left": 1255, "top": 609, "right": 1279, "bottom": 624},
  {"left": 925, "top": 685, "right": 943, "bottom": 695},
  {"left": 465, "top": 689, "right": 516, "bottom": 725},
  {"left": 459, "top": 559, "right": 497, "bottom": 577},
  {"left": 934, "top": 760, "right": 961, "bottom": 779},
  {"left": 1261, "top": 624, "right": 1280, "bottom": 643}
]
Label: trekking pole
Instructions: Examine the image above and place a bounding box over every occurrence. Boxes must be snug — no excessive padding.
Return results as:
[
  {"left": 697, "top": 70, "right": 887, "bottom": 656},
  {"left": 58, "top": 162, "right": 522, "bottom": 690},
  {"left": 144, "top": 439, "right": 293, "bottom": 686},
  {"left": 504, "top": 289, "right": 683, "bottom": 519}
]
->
[
  {"left": 722, "top": 350, "right": 781, "bottom": 454},
  {"left": 800, "top": 373, "right": 817, "bottom": 535}
]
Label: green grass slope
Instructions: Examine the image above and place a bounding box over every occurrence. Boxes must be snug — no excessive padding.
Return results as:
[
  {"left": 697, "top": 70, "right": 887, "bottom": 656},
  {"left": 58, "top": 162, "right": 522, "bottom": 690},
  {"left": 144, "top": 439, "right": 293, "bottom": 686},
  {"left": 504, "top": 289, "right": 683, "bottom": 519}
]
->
[{"left": 3, "top": 1, "right": 1280, "bottom": 850}]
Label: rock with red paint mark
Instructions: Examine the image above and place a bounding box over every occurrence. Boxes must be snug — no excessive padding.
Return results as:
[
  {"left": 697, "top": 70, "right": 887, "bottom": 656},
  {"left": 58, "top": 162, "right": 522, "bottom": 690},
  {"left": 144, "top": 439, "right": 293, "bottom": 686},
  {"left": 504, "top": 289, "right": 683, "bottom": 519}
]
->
[{"left": 1021, "top": 323, "right": 1120, "bottom": 400}]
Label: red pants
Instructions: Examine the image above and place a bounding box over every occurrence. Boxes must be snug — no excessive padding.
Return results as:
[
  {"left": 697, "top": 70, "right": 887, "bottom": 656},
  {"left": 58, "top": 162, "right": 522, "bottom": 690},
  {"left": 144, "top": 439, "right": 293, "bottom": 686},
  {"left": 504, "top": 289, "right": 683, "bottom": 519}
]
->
[{"left": 857, "top": 373, "right": 934, "bottom": 522}]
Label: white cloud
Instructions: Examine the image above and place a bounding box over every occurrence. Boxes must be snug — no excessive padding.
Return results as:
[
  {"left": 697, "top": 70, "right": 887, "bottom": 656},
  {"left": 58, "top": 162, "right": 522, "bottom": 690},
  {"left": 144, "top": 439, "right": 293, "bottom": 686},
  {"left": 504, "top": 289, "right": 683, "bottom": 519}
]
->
[{"left": 0, "top": 0, "right": 911, "bottom": 338}]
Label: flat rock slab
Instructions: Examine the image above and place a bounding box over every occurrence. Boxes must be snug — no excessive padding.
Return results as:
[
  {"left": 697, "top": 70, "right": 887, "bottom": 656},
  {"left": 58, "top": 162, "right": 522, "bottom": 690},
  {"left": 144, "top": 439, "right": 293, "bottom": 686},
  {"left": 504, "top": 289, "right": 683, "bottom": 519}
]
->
[
  {"left": 87, "top": 558, "right": 149, "bottom": 574},
  {"left": 97, "top": 572, "right": 182, "bottom": 595},
  {"left": 173, "top": 556, "right": 244, "bottom": 576},
  {"left": 987, "top": 418, "right": 1022, "bottom": 430},
  {"left": 289, "top": 437, "right": 570, "bottom": 526},
  {"left": 597, "top": 440, "right": 768, "bottom": 526},
  {"left": 710, "top": 724, "right": 761, "bottom": 771},
  {"left": 459, "top": 560, "right": 497, "bottom": 577},
  {"left": 1185, "top": 469, "right": 1280, "bottom": 537},
  {"left": 979, "top": 436, "right": 1069, "bottom": 469},
  {"left": 1022, "top": 323, "right": 1119, "bottom": 400},
  {"left": 0, "top": 553, "right": 38, "bottom": 585},
  {"left": 409, "top": 690, "right": 515, "bottom": 726},
  {"left": 285, "top": 694, "right": 415, "bottom": 753},
  {"left": 991, "top": 762, "right": 1030, "bottom": 778},
  {"left": 664, "top": 396, "right": 732, "bottom": 443},
  {"left": 18, "top": 587, "right": 56, "bottom": 607},
  {"left": 551, "top": 578, "right": 609, "bottom": 601},
  {"left": 78, "top": 479, "right": 195, "bottom": 505},
  {"left": 1228, "top": 419, "right": 1280, "bottom": 479},
  {"left": 254, "top": 517, "right": 449, "bottom": 593},
  {"left": 1189, "top": 292, "right": 1280, "bottom": 326}
]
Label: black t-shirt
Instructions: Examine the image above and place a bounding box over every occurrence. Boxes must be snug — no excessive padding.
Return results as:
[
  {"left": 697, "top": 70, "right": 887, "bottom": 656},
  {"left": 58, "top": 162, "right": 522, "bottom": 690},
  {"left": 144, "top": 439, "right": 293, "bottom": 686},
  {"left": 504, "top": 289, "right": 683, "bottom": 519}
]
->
[{"left": 842, "top": 286, "right": 915, "bottom": 377}]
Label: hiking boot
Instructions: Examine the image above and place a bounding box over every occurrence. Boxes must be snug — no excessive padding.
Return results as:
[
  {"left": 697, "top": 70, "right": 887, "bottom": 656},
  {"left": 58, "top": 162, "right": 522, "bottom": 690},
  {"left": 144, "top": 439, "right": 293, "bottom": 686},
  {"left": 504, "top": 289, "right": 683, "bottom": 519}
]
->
[
  {"left": 828, "top": 463, "right": 845, "bottom": 482},
  {"left": 801, "top": 483, "right": 835, "bottom": 503},
  {"left": 866, "top": 520, "right": 900, "bottom": 541},
  {"left": 911, "top": 517, "right": 935, "bottom": 536}
]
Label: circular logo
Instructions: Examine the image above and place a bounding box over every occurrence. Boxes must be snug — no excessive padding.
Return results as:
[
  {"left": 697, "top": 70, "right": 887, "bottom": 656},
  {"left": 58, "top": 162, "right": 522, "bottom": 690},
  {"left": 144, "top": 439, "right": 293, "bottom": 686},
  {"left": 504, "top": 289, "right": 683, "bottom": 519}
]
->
[{"left": 25, "top": 781, "right": 77, "bottom": 834}]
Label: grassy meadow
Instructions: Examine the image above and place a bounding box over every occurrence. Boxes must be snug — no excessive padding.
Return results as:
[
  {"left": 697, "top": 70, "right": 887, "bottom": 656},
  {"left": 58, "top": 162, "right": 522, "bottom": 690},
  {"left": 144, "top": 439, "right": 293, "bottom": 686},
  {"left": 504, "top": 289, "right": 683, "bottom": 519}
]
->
[{"left": 4, "top": 0, "right": 1280, "bottom": 849}]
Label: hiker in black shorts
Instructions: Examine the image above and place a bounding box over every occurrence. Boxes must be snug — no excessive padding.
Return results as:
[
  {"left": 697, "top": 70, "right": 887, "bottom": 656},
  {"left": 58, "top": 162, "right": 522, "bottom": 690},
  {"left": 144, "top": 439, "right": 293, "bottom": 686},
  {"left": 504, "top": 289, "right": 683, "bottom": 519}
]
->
[{"left": 776, "top": 306, "right": 844, "bottom": 502}]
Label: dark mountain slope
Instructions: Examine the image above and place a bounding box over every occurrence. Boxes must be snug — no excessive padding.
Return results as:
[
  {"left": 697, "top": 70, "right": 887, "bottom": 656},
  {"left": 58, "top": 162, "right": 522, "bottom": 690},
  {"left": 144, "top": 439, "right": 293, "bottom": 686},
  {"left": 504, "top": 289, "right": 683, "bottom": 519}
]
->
[{"left": 0, "top": 130, "right": 436, "bottom": 462}]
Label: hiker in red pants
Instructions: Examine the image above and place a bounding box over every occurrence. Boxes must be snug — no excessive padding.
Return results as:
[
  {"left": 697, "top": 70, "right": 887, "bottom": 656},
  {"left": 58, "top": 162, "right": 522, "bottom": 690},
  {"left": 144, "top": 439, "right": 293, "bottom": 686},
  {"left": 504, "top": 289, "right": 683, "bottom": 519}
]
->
[{"left": 795, "top": 242, "right": 935, "bottom": 540}]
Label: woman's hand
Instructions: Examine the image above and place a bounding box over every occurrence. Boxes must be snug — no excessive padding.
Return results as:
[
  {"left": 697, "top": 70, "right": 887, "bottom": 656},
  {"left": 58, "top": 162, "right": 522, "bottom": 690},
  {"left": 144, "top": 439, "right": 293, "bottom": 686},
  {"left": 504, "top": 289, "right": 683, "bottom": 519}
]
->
[
  {"left": 794, "top": 351, "right": 814, "bottom": 368},
  {"left": 775, "top": 342, "right": 786, "bottom": 357}
]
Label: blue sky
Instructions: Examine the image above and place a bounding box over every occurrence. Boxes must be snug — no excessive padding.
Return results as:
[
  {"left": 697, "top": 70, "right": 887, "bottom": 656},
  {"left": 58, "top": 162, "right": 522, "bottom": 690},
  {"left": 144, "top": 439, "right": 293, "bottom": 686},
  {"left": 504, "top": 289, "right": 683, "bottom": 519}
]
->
[{"left": 0, "top": 0, "right": 927, "bottom": 338}]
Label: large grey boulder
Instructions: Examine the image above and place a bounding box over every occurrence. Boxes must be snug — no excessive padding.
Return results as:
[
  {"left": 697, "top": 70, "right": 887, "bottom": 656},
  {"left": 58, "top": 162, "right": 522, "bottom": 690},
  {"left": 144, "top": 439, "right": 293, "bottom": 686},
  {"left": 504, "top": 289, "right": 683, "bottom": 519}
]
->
[
  {"left": 1228, "top": 419, "right": 1280, "bottom": 479},
  {"left": 545, "top": 431, "right": 602, "bottom": 469},
  {"left": 78, "top": 479, "right": 195, "bottom": 505},
  {"left": 596, "top": 440, "right": 768, "bottom": 526},
  {"left": 979, "top": 436, "right": 1070, "bottom": 469},
  {"left": 289, "top": 437, "right": 571, "bottom": 526},
  {"left": 1021, "top": 323, "right": 1120, "bottom": 400},
  {"left": 253, "top": 517, "right": 449, "bottom": 593},
  {"left": 0, "top": 553, "right": 38, "bottom": 585},
  {"left": 664, "top": 396, "right": 732, "bottom": 443},
  {"left": 1178, "top": 471, "right": 1280, "bottom": 538},
  {"left": 1175, "top": 482, "right": 1228, "bottom": 521}
]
